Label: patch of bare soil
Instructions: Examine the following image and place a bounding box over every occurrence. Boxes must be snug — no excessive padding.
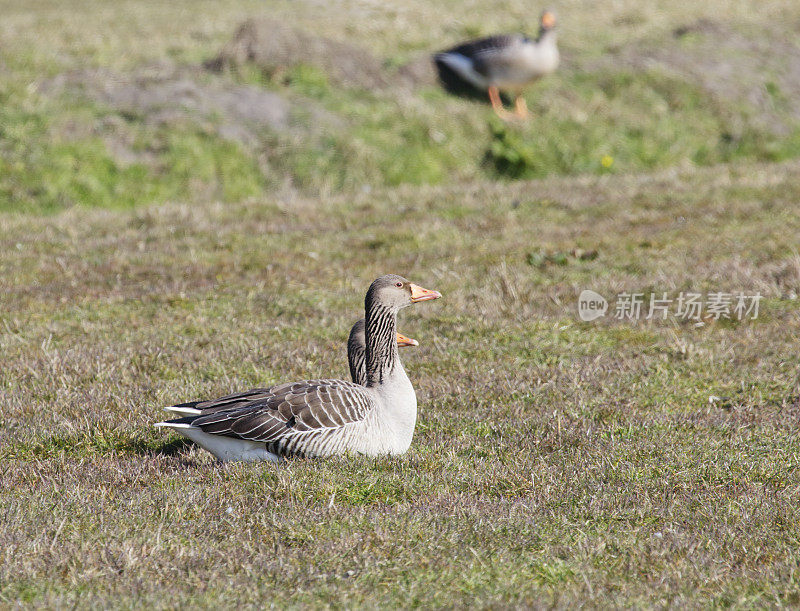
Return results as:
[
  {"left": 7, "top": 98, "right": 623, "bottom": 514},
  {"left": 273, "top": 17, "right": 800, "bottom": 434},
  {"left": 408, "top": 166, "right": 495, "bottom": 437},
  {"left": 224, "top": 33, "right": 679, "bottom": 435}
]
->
[
  {"left": 41, "top": 64, "right": 290, "bottom": 145},
  {"left": 206, "top": 18, "right": 388, "bottom": 90},
  {"left": 206, "top": 18, "right": 436, "bottom": 91},
  {"left": 395, "top": 55, "right": 439, "bottom": 89},
  {"left": 612, "top": 19, "right": 800, "bottom": 135}
]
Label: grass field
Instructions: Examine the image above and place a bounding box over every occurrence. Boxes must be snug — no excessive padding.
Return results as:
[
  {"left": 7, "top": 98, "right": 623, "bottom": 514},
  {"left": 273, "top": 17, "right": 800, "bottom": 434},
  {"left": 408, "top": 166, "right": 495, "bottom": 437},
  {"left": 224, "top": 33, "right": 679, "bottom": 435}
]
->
[{"left": 2, "top": 0, "right": 800, "bottom": 607}]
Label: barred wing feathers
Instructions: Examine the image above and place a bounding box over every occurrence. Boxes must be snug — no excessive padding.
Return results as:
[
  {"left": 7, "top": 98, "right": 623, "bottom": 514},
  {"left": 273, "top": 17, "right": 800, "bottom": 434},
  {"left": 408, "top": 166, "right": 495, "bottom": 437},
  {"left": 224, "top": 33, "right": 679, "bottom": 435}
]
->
[
  {"left": 444, "top": 34, "right": 524, "bottom": 77},
  {"left": 187, "top": 379, "right": 375, "bottom": 457},
  {"left": 167, "top": 379, "right": 344, "bottom": 416}
]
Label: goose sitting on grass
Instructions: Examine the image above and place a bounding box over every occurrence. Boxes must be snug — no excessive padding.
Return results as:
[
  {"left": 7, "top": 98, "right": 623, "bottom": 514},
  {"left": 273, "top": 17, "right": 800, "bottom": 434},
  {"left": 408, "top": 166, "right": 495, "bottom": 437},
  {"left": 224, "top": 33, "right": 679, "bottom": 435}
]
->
[
  {"left": 162, "top": 319, "right": 418, "bottom": 419},
  {"left": 435, "top": 10, "right": 559, "bottom": 120},
  {"left": 156, "top": 275, "right": 441, "bottom": 462}
]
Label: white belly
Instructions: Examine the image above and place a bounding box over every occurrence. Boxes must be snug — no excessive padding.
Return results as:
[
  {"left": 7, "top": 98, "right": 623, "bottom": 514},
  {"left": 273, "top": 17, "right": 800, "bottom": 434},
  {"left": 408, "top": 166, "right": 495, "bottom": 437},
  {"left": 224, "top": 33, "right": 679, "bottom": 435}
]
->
[
  {"left": 359, "top": 372, "right": 418, "bottom": 455},
  {"left": 158, "top": 423, "right": 281, "bottom": 463}
]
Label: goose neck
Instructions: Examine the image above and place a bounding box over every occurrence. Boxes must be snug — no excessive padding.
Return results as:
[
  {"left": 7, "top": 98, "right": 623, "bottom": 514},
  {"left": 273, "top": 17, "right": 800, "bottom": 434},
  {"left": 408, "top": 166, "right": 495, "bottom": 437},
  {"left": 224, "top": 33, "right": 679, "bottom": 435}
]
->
[
  {"left": 348, "top": 341, "right": 366, "bottom": 385},
  {"left": 537, "top": 28, "right": 556, "bottom": 45},
  {"left": 365, "top": 302, "right": 400, "bottom": 387}
]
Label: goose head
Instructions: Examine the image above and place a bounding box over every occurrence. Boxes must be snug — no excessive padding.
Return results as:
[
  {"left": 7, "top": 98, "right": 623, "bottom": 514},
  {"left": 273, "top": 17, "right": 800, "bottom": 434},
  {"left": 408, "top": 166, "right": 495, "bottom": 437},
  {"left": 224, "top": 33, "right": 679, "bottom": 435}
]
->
[
  {"left": 364, "top": 275, "right": 440, "bottom": 386},
  {"left": 396, "top": 331, "right": 420, "bottom": 346},
  {"left": 540, "top": 10, "right": 557, "bottom": 32},
  {"left": 365, "top": 274, "right": 442, "bottom": 312}
]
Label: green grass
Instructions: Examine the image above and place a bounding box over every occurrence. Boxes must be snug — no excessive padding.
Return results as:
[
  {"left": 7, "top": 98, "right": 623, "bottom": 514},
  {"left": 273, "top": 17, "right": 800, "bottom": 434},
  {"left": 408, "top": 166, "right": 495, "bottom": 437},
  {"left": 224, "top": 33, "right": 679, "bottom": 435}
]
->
[
  {"left": 0, "top": 85, "right": 267, "bottom": 213},
  {"left": 2, "top": 160, "right": 800, "bottom": 606},
  {"left": 2, "top": 0, "right": 800, "bottom": 606},
  {"left": 1, "top": 0, "right": 799, "bottom": 212}
]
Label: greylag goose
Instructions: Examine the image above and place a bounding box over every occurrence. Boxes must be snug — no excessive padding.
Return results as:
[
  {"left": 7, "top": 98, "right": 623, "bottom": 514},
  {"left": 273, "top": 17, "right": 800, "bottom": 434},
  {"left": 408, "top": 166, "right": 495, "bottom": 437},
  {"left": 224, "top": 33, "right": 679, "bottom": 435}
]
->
[
  {"left": 155, "top": 275, "right": 440, "bottom": 462},
  {"left": 348, "top": 318, "right": 418, "bottom": 385},
  {"left": 161, "top": 319, "right": 418, "bottom": 419},
  {"left": 435, "top": 10, "right": 559, "bottom": 119}
]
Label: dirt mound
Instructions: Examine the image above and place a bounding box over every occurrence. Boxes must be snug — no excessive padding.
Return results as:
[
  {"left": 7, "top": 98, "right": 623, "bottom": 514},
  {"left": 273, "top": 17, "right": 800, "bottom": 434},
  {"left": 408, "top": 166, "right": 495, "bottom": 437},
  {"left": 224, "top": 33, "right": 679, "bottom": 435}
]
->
[
  {"left": 395, "top": 55, "right": 439, "bottom": 89},
  {"left": 207, "top": 18, "right": 389, "bottom": 91},
  {"left": 612, "top": 19, "right": 800, "bottom": 135},
  {"left": 42, "top": 65, "right": 290, "bottom": 146}
]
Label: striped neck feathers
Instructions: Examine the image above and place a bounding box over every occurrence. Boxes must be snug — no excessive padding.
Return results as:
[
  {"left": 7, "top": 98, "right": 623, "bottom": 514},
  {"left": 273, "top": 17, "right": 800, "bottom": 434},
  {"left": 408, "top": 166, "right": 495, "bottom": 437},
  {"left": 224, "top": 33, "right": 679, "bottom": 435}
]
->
[
  {"left": 348, "top": 338, "right": 366, "bottom": 385},
  {"left": 365, "top": 302, "right": 400, "bottom": 387}
]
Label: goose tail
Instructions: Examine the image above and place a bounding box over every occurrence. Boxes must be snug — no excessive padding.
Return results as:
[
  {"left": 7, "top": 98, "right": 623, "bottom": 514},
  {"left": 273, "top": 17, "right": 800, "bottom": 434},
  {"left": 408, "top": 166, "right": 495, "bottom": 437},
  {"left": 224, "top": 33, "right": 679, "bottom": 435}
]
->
[
  {"left": 161, "top": 405, "right": 202, "bottom": 417},
  {"left": 155, "top": 417, "right": 279, "bottom": 463},
  {"left": 434, "top": 52, "right": 486, "bottom": 89}
]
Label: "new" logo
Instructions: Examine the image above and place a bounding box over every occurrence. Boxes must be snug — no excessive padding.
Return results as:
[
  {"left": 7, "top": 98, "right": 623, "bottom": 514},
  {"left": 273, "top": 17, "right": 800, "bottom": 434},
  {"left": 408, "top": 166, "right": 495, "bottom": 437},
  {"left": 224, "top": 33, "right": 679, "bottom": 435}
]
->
[{"left": 578, "top": 290, "right": 608, "bottom": 322}]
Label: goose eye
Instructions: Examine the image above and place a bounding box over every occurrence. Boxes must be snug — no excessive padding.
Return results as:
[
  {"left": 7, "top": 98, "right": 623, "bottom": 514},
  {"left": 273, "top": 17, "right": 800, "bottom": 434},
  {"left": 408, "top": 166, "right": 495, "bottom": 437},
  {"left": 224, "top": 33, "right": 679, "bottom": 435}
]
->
[{"left": 395, "top": 282, "right": 403, "bottom": 288}]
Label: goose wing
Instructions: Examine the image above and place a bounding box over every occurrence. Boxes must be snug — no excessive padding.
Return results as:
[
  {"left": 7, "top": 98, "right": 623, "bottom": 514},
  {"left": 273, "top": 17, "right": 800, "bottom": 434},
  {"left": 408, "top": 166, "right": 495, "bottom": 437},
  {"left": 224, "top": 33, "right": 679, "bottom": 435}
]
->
[
  {"left": 445, "top": 34, "right": 524, "bottom": 77},
  {"left": 187, "top": 379, "right": 374, "bottom": 444},
  {"left": 167, "top": 380, "right": 341, "bottom": 415},
  {"left": 170, "top": 387, "right": 276, "bottom": 413}
]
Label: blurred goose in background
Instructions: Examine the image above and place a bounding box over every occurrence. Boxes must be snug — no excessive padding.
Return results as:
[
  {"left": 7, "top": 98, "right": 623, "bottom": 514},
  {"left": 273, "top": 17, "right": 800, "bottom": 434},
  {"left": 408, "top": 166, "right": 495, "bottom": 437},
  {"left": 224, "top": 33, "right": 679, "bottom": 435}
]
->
[
  {"left": 435, "top": 10, "right": 559, "bottom": 119},
  {"left": 156, "top": 275, "right": 440, "bottom": 462},
  {"left": 163, "top": 319, "right": 418, "bottom": 419}
]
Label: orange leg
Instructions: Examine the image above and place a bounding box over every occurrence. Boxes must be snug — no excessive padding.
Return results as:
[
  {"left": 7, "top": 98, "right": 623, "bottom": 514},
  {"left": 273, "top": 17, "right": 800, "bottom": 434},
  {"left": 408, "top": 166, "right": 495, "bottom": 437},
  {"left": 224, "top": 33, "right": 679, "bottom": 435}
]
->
[
  {"left": 514, "top": 95, "right": 529, "bottom": 119},
  {"left": 488, "top": 86, "right": 515, "bottom": 120}
]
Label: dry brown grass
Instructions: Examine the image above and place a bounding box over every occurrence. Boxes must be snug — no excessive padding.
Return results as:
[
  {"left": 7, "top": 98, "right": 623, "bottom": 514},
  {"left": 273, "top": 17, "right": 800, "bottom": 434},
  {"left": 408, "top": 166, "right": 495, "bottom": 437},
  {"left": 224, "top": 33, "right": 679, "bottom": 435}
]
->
[
  {"left": 2, "top": 159, "right": 800, "bottom": 606},
  {"left": 2, "top": 0, "right": 800, "bottom": 605}
]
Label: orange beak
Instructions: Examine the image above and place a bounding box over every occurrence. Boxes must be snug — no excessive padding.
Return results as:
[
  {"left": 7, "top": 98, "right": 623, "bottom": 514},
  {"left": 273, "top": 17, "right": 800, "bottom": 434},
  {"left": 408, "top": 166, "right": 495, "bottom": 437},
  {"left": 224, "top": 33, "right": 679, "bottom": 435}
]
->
[
  {"left": 409, "top": 283, "right": 442, "bottom": 303},
  {"left": 396, "top": 332, "right": 419, "bottom": 347},
  {"left": 541, "top": 11, "right": 556, "bottom": 28}
]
